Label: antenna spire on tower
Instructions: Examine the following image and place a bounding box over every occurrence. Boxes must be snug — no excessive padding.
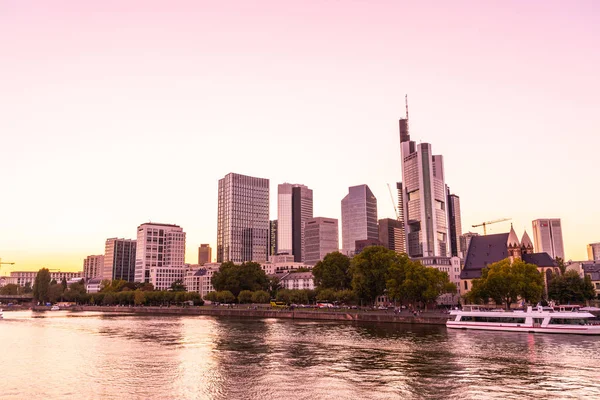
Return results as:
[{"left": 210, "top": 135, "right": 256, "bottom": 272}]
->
[{"left": 405, "top": 94, "right": 409, "bottom": 120}]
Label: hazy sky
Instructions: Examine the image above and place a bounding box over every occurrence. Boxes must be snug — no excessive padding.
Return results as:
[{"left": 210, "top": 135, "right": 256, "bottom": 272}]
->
[{"left": 1, "top": 0, "right": 599, "bottom": 273}]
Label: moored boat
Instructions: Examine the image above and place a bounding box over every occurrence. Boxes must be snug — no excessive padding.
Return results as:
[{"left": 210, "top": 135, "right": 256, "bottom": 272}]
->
[
  {"left": 50, "top": 305, "right": 60, "bottom": 311},
  {"left": 447, "top": 305, "right": 600, "bottom": 335}
]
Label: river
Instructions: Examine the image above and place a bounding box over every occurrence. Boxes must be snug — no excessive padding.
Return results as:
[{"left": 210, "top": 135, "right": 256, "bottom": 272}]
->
[{"left": 1, "top": 310, "right": 599, "bottom": 399}]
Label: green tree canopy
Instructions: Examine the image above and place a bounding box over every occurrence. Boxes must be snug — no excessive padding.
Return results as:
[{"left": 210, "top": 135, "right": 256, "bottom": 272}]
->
[
  {"left": 466, "top": 258, "right": 544, "bottom": 309},
  {"left": 251, "top": 290, "right": 271, "bottom": 304},
  {"left": 211, "top": 261, "right": 269, "bottom": 298},
  {"left": 548, "top": 270, "right": 596, "bottom": 304},
  {"left": 33, "top": 268, "right": 52, "bottom": 303},
  {"left": 0, "top": 284, "right": 20, "bottom": 295},
  {"left": 238, "top": 290, "right": 253, "bottom": 303},
  {"left": 312, "top": 252, "right": 351, "bottom": 291},
  {"left": 350, "top": 246, "right": 397, "bottom": 305}
]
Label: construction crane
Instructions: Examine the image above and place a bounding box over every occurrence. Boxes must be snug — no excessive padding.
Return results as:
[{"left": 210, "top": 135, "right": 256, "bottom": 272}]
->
[
  {"left": 387, "top": 183, "right": 399, "bottom": 220},
  {"left": 472, "top": 218, "right": 512, "bottom": 235},
  {"left": 0, "top": 258, "right": 15, "bottom": 275}
]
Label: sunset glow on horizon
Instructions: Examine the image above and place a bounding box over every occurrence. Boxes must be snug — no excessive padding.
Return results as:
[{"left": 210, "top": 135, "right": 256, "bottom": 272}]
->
[{"left": 1, "top": 0, "right": 599, "bottom": 273}]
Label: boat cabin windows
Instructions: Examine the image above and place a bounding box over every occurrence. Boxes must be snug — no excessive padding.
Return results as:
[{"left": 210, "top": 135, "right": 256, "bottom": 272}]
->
[
  {"left": 548, "top": 318, "right": 587, "bottom": 325},
  {"left": 459, "top": 316, "right": 526, "bottom": 324}
]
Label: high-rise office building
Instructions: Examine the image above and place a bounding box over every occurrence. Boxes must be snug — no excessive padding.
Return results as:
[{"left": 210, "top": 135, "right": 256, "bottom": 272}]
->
[
  {"left": 103, "top": 238, "right": 137, "bottom": 281},
  {"left": 217, "top": 173, "right": 269, "bottom": 263},
  {"left": 269, "top": 220, "right": 278, "bottom": 258},
  {"left": 532, "top": 219, "right": 565, "bottom": 260},
  {"left": 378, "top": 218, "right": 405, "bottom": 254},
  {"left": 198, "top": 244, "right": 212, "bottom": 265},
  {"left": 304, "top": 217, "right": 339, "bottom": 265},
  {"left": 399, "top": 102, "right": 449, "bottom": 257},
  {"left": 134, "top": 223, "right": 186, "bottom": 290},
  {"left": 447, "top": 189, "right": 462, "bottom": 257},
  {"left": 588, "top": 243, "right": 600, "bottom": 261},
  {"left": 83, "top": 255, "right": 104, "bottom": 280},
  {"left": 277, "top": 183, "right": 313, "bottom": 262},
  {"left": 341, "top": 184, "right": 378, "bottom": 255},
  {"left": 459, "top": 232, "right": 479, "bottom": 259},
  {"left": 396, "top": 182, "right": 406, "bottom": 251}
]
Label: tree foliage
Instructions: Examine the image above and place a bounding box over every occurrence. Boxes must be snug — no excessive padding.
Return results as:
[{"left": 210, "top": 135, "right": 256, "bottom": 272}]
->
[
  {"left": 386, "top": 254, "right": 456, "bottom": 306},
  {"left": 350, "top": 246, "right": 397, "bottom": 304},
  {"left": 312, "top": 252, "right": 352, "bottom": 291},
  {"left": 33, "top": 268, "right": 52, "bottom": 303},
  {"left": 238, "top": 290, "right": 253, "bottom": 304},
  {"left": 211, "top": 261, "right": 269, "bottom": 297},
  {"left": 548, "top": 270, "right": 596, "bottom": 304},
  {"left": 0, "top": 284, "right": 20, "bottom": 295},
  {"left": 466, "top": 259, "right": 544, "bottom": 309},
  {"left": 251, "top": 290, "right": 271, "bottom": 304},
  {"left": 170, "top": 280, "right": 186, "bottom": 292}
]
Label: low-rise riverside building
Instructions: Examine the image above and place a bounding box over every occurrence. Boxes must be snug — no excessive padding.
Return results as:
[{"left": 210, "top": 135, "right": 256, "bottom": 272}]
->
[
  {"left": 7, "top": 271, "right": 83, "bottom": 287},
  {"left": 278, "top": 271, "right": 315, "bottom": 291},
  {"left": 260, "top": 261, "right": 312, "bottom": 276},
  {"left": 184, "top": 263, "right": 220, "bottom": 298},
  {"left": 86, "top": 277, "right": 103, "bottom": 294}
]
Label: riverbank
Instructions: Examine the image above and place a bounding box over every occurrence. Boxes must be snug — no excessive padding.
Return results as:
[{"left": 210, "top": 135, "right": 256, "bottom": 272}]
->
[{"left": 33, "top": 305, "right": 449, "bottom": 325}]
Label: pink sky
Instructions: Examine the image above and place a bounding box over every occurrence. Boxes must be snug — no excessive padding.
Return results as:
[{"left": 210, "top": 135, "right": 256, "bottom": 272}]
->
[{"left": 1, "top": 0, "right": 599, "bottom": 272}]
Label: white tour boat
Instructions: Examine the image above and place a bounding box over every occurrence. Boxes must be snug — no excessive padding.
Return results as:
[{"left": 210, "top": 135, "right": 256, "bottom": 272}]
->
[
  {"left": 50, "top": 305, "right": 60, "bottom": 311},
  {"left": 447, "top": 305, "right": 600, "bottom": 335}
]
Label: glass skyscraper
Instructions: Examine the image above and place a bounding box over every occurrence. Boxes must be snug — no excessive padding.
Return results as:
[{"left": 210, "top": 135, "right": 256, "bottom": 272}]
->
[
  {"left": 341, "top": 184, "right": 378, "bottom": 255},
  {"left": 217, "top": 173, "right": 269, "bottom": 263}
]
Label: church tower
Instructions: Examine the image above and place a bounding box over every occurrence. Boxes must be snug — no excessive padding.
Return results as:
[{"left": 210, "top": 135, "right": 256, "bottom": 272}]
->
[
  {"left": 507, "top": 224, "right": 522, "bottom": 261},
  {"left": 521, "top": 231, "right": 534, "bottom": 255}
]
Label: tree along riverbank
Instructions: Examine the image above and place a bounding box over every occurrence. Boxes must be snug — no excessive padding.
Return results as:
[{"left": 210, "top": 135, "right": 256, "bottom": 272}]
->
[{"left": 34, "top": 305, "right": 449, "bottom": 326}]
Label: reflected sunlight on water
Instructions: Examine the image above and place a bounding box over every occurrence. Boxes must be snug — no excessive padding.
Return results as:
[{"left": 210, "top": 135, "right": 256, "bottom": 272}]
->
[{"left": 1, "top": 311, "right": 600, "bottom": 399}]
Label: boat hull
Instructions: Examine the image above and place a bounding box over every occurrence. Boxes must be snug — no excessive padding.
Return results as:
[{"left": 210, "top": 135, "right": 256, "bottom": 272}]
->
[{"left": 447, "top": 322, "right": 600, "bottom": 335}]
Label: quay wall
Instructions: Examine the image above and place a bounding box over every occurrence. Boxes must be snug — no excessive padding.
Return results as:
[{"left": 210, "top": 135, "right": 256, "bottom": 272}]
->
[{"left": 35, "top": 305, "right": 448, "bottom": 326}]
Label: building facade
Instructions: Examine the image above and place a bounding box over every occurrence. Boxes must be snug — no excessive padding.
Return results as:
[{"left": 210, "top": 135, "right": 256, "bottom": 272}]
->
[
  {"left": 413, "top": 256, "right": 461, "bottom": 305},
  {"left": 134, "top": 223, "right": 186, "bottom": 291},
  {"left": 277, "top": 183, "right": 313, "bottom": 262},
  {"left": 399, "top": 109, "right": 449, "bottom": 258},
  {"left": 532, "top": 218, "right": 565, "bottom": 260},
  {"left": 103, "top": 238, "right": 137, "bottom": 281},
  {"left": 459, "top": 232, "right": 479, "bottom": 259},
  {"left": 341, "top": 184, "right": 378, "bottom": 255},
  {"left": 279, "top": 272, "right": 315, "bottom": 291},
  {"left": 588, "top": 243, "right": 600, "bottom": 261},
  {"left": 269, "top": 220, "right": 278, "bottom": 259},
  {"left": 83, "top": 255, "right": 104, "bottom": 280},
  {"left": 217, "top": 173, "right": 269, "bottom": 263},
  {"left": 447, "top": 190, "right": 462, "bottom": 257},
  {"left": 378, "top": 218, "right": 405, "bottom": 254},
  {"left": 198, "top": 244, "right": 212, "bottom": 265},
  {"left": 304, "top": 217, "right": 339, "bottom": 265},
  {"left": 7, "top": 271, "right": 82, "bottom": 287},
  {"left": 184, "top": 263, "right": 220, "bottom": 298}
]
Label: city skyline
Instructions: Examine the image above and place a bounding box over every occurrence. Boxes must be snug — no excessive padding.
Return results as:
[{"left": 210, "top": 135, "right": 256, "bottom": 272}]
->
[{"left": 2, "top": 1, "right": 600, "bottom": 272}]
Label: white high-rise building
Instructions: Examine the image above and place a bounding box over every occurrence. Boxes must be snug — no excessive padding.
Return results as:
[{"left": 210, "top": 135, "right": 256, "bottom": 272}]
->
[
  {"left": 341, "top": 184, "right": 378, "bottom": 255},
  {"left": 532, "top": 219, "right": 565, "bottom": 260},
  {"left": 217, "top": 173, "right": 269, "bottom": 263},
  {"left": 277, "top": 183, "right": 313, "bottom": 262},
  {"left": 399, "top": 107, "right": 449, "bottom": 257},
  {"left": 134, "top": 223, "right": 186, "bottom": 291},
  {"left": 83, "top": 255, "right": 105, "bottom": 280},
  {"left": 304, "top": 217, "right": 339, "bottom": 265},
  {"left": 588, "top": 243, "right": 600, "bottom": 261}
]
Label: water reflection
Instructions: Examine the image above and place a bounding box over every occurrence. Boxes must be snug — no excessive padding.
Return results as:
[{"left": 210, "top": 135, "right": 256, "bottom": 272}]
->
[{"left": 2, "top": 312, "right": 600, "bottom": 399}]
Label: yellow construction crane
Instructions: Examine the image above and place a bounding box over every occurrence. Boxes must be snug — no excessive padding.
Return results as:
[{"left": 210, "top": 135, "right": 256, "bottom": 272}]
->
[
  {"left": 472, "top": 218, "right": 511, "bottom": 235},
  {"left": 0, "top": 258, "right": 15, "bottom": 275}
]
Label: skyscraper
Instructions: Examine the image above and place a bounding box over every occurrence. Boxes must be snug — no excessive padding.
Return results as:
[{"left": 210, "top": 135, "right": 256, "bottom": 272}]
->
[
  {"left": 277, "top": 183, "right": 313, "bottom": 262},
  {"left": 447, "top": 189, "right": 462, "bottom": 257},
  {"left": 134, "top": 223, "right": 186, "bottom": 290},
  {"left": 304, "top": 217, "right": 339, "bottom": 265},
  {"left": 83, "top": 255, "right": 104, "bottom": 280},
  {"left": 378, "top": 218, "right": 405, "bottom": 254},
  {"left": 532, "top": 219, "right": 565, "bottom": 260},
  {"left": 341, "top": 184, "right": 378, "bottom": 255},
  {"left": 217, "top": 172, "right": 269, "bottom": 263},
  {"left": 198, "top": 244, "right": 212, "bottom": 265},
  {"left": 588, "top": 243, "right": 600, "bottom": 261},
  {"left": 269, "top": 220, "right": 278, "bottom": 258},
  {"left": 399, "top": 101, "right": 449, "bottom": 257},
  {"left": 103, "top": 238, "right": 137, "bottom": 281}
]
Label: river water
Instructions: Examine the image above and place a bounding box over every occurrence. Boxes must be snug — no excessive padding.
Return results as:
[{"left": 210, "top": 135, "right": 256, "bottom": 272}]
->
[{"left": 1, "top": 310, "right": 599, "bottom": 399}]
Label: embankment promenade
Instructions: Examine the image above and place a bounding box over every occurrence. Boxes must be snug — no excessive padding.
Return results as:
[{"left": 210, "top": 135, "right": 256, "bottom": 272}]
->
[{"left": 37, "top": 305, "right": 449, "bottom": 326}]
